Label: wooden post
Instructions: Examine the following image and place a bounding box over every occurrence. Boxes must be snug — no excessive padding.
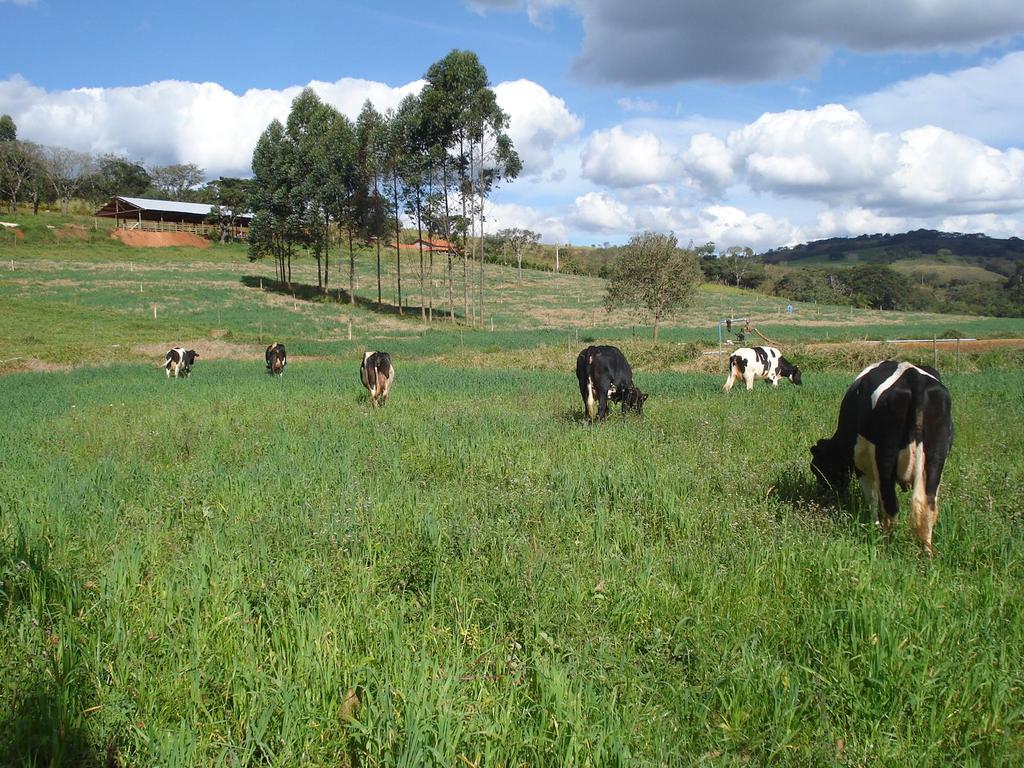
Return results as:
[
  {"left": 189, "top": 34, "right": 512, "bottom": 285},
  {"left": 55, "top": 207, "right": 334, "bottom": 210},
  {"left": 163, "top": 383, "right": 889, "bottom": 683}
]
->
[
  {"left": 933, "top": 334, "right": 938, "bottom": 368},
  {"left": 348, "top": 318, "right": 352, "bottom": 340},
  {"left": 956, "top": 337, "right": 961, "bottom": 373},
  {"left": 152, "top": 304, "right": 157, "bottom": 320}
]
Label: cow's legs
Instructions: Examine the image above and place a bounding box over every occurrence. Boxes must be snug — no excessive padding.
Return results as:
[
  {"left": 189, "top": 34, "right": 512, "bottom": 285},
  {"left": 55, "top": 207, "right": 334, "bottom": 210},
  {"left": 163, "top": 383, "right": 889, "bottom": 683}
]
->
[
  {"left": 744, "top": 370, "right": 755, "bottom": 390},
  {"left": 597, "top": 389, "right": 609, "bottom": 421},
  {"left": 854, "top": 436, "right": 886, "bottom": 527}
]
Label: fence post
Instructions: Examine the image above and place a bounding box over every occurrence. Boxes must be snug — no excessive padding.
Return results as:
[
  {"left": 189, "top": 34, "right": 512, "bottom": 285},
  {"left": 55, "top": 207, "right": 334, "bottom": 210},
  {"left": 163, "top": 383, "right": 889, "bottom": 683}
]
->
[
  {"left": 933, "top": 334, "right": 937, "bottom": 368},
  {"left": 956, "top": 338, "right": 960, "bottom": 373}
]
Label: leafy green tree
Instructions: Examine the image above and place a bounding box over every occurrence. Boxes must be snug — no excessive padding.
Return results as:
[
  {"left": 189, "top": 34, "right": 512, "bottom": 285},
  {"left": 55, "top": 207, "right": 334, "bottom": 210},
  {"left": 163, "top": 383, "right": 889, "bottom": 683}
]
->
[
  {"left": 249, "top": 119, "right": 300, "bottom": 285},
  {"left": 844, "top": 264, "right": 913, "bottom": 310},
  {"left": 355, "top": 101, "right": 388, "bottom": 306},
  {"left": 286, "top": 88, "right": 335, "bottom": 294},
  {"left": 605, "top": 231, "right": 702, "bottom": 342},
  {"left": 148, "top": 162, "right": 206, "bottom": 201},
  {"left": 0, "top": 114, "right": 16, "bottom": 142},
  {"left": 322, "top": 111, "right": 359, "bottom": 304},
  {"left": 202, "top": 176, "right": 253, "bottom": 243},
  {"left": 82, "top": 154, "right": 151, "bottom": 204},
  {"left": 0, "top": 140, "right": 44, "bottom": 214}
]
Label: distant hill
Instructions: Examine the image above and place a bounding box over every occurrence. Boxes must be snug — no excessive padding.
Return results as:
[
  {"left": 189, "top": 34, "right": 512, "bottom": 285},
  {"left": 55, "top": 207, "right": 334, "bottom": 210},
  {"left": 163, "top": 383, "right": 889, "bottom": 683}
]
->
[{"left": 761, "top": 229, "right": 1024, "bottom": 277}]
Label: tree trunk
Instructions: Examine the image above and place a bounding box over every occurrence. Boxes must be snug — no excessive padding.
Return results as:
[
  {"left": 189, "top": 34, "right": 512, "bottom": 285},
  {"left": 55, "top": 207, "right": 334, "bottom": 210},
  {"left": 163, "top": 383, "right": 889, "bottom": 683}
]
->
[
  {"left": 653, "top": 314, "right": 660, "bottom": 343},
  {"left": 478, "top": 138, "right": 485, "bottom": 329},
  {"left": 348, "top": 227, "right": 355, "bottom": 304},
  {"left": 460, "top": 136, "right": 470, "bottom": 326},
  {"left": 442, "top": 159, "right": 454, "bottom": 323},
  {"left": 394, "top": 168, "right": 402, "bottom": 314},
  {"left": 324, "top": 217, "right": 330, "bottom": 295},
  {"left": 416, "top": 192, "right": 425, "bottom": 322},
  {"left": 376, "top": 235, "right": 382, "bottom": 306}
]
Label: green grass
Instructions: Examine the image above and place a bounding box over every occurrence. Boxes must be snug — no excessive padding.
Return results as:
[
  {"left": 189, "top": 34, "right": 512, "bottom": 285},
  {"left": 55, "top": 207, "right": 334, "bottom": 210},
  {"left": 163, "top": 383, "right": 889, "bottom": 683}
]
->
[
  {"left": 2, "top": 363, "right": 1022, "bottom": 765},
  {"left": 2, "top": 220, "right": 1024, "bottom": 764}
]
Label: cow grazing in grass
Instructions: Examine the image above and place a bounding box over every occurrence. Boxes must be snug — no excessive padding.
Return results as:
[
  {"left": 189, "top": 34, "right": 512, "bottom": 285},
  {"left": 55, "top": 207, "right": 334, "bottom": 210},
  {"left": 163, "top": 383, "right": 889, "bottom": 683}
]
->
[
  {"left": 810, "top": 360, "right": 953, "bottom": 556},
  {"left": 360, "top": 351, "right": 394, "bottom": 408},
  {"left": 163, "top": 347, "right": 198, "bottom": 379},
  {"left": 575, "top": 345, "right": 647, "bottom": 422},
  {"left": 266, "top": 343, "right": 287, "bottom": 376},
  {"left": 723, "top": 346, "right": 802, "bottom": 391}
]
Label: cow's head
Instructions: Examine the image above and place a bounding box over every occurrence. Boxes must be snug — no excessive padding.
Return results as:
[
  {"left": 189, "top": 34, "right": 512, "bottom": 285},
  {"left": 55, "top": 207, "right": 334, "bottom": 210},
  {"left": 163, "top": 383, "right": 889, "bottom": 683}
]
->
[
  {"left": 182, "top": 350, "right": 199, "bottom": 374},
  {"left": 780, "top": 357, "right": 802, "bottom": 385},
  {"left": 810, "top": 439, "right": 846, "bottom": 491},
  {"left": 622, "top": 385, "right": 648, "bottom": 416}
]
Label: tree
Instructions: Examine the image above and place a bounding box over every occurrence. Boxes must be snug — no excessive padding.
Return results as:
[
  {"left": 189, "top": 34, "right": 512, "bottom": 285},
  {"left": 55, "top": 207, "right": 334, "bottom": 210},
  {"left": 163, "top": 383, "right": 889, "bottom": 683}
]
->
[
  {"left": 148, "top": 163, "right": 206, "bottom": 200},
  {"left": 82, "top": 154, "right": 151, "bottom": 204},
  {"left": 249, "top": 119, "right": 300, "bottom": 285},
  {"left": 605, "top": 231, "right": 702, "bottom": 342},
  {"left": 355, "top": 101, "right": 388, "bottom": 306},
  {"left": 0, "top": 115, "right": 16, "bottom": 142},
  {"left": 0, "top": 140, "right": 44, "bottom": 214},
  {"left": 202, "top": 176, "right": 253, "bottom": 242},
  {"left": 844, "top": 264, "right": 913, "bottom": 310},
  {"left": 496, "top": 227, "right": 541, "bottom": 283},
  {"left": 42, "top": 146, "right": 95, "bottom": 215}
]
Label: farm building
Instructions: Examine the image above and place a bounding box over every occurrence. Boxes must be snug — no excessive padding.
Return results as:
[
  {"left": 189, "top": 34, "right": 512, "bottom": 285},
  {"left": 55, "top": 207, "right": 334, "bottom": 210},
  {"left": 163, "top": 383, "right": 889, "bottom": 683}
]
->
[
  {"left": 94, "top": 196, "right": 252, "bottom": 239},
  {"left": 396, "top": 237, "right": 456, "bottom": 254}
]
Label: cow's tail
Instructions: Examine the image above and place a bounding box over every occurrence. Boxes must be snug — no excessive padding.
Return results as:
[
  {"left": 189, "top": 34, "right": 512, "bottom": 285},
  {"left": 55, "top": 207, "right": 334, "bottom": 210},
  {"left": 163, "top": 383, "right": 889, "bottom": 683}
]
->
[{"left": 376, "top": 354, "right": 392, "bottom": 379}]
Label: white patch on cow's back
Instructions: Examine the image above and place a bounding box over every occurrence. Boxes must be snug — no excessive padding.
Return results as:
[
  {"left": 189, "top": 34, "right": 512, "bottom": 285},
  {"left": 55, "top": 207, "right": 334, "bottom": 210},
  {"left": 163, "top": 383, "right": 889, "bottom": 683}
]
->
[
  {"left": 853, "top": 361, "right": 885, "bottom": 383},
  {"left": 870, "top": 362, "right": 939, "bottom": 409}
]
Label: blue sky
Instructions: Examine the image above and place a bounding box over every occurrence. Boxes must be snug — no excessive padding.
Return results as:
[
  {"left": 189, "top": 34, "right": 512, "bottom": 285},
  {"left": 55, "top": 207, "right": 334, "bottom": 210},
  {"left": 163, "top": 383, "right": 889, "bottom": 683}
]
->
[{"left": 3, "top": 0, "right": 1024, "bottom": 250}]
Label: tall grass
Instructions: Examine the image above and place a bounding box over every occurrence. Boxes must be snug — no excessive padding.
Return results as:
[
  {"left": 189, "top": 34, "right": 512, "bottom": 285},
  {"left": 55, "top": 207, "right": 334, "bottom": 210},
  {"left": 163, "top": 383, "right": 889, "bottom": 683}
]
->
[{"left": 2, "top": 363, "right": 1022, "bottom": 765}]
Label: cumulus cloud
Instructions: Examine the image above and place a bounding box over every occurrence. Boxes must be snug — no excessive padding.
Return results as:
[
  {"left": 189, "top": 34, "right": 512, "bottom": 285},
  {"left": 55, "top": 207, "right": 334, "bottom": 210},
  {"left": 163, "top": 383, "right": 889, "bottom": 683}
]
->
[
  {"left": 0, "top": 75, "right": 422, "bottom": 177},
  {"left": 581, "top": 125, "right": 680, "bottom": 187},
  {"left": 856, "top": 50, "right": 1024, "bottom": 147},
  {"left": 493, "top": 79, "right": 583, "bottom": 176},
  {"left": 569, "top": 191, "right": 634, "bottom": 232},
  {"left": 0, "top": 74, "right": 581, "bottom": 182},
  {"left": 545, "top": 0, "right": 1024, "bottom": 85},
  {"left": 487, "top": 201, "right": 570, "bottom": 242}
]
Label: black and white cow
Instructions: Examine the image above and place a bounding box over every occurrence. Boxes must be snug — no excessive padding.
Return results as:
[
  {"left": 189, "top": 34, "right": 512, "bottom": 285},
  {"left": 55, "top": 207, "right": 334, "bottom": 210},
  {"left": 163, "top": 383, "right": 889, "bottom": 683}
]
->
[
  {"left": 265, "top": 343, "right": 287, "bottom": 376},
  {"left": 723, "top": 346, "right": 802, "bottom": 391},
  {"left": 163, "top": 347, "right": 199, "bottom": 378},
  {"left": 810, "top": 360, "right": 953, "bottom": 556},
  {"left": 575, "top": 345, "right": 647, "bottom": 422},
  {"left": 360, "top": 351, "right": 394, "bottom": 408}
]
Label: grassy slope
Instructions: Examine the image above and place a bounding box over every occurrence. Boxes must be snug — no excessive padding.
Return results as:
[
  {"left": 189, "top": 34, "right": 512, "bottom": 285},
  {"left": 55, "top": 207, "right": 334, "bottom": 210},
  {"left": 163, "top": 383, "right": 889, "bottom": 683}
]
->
[
  {"left": 2, "top": 216, "right": 1024, "bottom": 765},
  {"left": 2, "top": 363, "right": 1022, "bottom": 765},
  {"left": 3, "top": 213, "right": 1023, "bottom": 373}
]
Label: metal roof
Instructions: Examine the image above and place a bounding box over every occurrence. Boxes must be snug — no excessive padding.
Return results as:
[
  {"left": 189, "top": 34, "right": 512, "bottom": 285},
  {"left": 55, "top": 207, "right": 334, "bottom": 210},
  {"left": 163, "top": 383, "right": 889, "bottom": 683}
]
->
[{"left": 95, "top": 196, "right": 252, "bottom": 221}]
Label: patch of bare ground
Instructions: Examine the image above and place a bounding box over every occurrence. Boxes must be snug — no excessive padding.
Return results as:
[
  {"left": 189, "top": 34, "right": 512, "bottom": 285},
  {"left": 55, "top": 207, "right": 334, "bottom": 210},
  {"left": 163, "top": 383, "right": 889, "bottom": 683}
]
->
[
  {"left": 133, "top": 340, "right": 261, "bottom": 362},
  {"left": 110, "top": 230, "right": 211, "bottom": 248},
  {"left": 0, "top": 357, "right": 73, "bottom": 374}
]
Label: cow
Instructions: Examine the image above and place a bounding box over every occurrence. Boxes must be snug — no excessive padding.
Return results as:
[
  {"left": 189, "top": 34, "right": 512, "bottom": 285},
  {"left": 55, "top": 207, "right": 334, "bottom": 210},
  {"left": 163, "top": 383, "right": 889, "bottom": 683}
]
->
[
  {"left": 810, "top": 360, "right": 953, "bottom": 556},
  {"left": 575, "top": 345, "right": 647, "bottom": 422},
  {"left": 723, "top": 346, "right": 802, "bottom": 391},
  {"left": 360, "top": 351, "right": 394, "bottom": 408},
  {"left": 265, "top": 343, "right": 287, "bottom": 376},
  {"left": 162, "top": 347, "right": 198, "bottom": 378}
]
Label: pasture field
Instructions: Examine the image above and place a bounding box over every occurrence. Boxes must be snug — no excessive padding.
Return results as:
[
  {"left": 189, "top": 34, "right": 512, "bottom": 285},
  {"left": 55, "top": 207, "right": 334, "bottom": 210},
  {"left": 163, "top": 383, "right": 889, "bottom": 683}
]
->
[
  {"left": 2, "top": 218, "right": 1024, "bottom": 765},
  {"left": 2, "top": 362, "right": 1024, "bottom": 766}
]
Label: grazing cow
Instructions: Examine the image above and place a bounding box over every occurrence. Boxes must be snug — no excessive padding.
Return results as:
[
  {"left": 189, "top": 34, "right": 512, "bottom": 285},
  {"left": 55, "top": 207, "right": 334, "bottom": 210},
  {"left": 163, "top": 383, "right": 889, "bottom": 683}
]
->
[
  {"left": 163, "top": 347, "right": 199, "bottom": 378},
  {"left": 360, "top": 351, "right": 394, "bottom": 408},
  {"left": 810, "top": 360, "right": 953, "bottom": 556},
  {"left": 723, "top": 346, "right": 802, "bottom": 391},
  {"left": 265, "top": 343, "right": 287, "bottom": 376},
  {"left": 575, "top": 345, "right": 648, "bottom": 422}
]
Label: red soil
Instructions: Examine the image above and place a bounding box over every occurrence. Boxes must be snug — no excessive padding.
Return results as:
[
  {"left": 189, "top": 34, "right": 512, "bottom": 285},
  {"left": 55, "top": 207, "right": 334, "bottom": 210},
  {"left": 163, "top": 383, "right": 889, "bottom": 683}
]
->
[{"left": 110, "top": 230, "right": 211, "bottom": 248}]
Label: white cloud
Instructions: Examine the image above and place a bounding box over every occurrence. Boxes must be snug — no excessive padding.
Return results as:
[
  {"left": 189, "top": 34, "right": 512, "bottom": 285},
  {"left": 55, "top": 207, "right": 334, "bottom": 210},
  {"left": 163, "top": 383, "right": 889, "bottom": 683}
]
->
[
  {"left": 486, "top": 201, "right": 569, "bottom": 242},
  {"left": 0, "top": 74, "right": 582, "bottom": 183},
  {"left": 581, "top": 125, "right": 680, "bottom": 187},
  {"left": 681, "top": 132, "right": 734, "bottom": 193},
  {"left": 856, "top": 50, "right": 1024, "bottom": 148},
  {"left": 0, "top": 75, "right": 423, "bottom": 177},
  {"left": 569, "top": 191, "right": 634, "bottom": 232},
  {"left": 617, "top": 97, "right": 659, "bottom": 113},
  {"left": 813, "top": 207, "right": 908, "bottom": 238},
  {"left": 493, "top": 79, "right": 583, "bottom": 176}
]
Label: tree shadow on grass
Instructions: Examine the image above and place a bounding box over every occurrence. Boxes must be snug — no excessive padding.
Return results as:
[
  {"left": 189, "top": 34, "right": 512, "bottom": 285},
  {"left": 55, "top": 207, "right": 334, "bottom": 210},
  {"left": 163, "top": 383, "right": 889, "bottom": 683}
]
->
[
  {"left": 240, "top": 275, "right": 461, "bottom": 322},
  {"left": 0, "top": 683, "right": 106, "bottom": 768}
]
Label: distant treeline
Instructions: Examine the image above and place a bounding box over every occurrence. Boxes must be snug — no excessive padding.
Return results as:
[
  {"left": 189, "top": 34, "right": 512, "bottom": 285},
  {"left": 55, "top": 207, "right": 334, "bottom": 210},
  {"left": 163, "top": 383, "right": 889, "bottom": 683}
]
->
[{"left": 762, "top": 229, "right": 1024, "bottom": 276}]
